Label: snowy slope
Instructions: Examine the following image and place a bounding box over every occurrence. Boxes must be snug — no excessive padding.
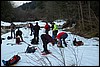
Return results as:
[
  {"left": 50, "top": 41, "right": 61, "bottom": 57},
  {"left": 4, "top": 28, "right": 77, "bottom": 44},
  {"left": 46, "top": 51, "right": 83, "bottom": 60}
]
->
[{"left": 1, "top": 21, "right": 99, "bottom": 66}]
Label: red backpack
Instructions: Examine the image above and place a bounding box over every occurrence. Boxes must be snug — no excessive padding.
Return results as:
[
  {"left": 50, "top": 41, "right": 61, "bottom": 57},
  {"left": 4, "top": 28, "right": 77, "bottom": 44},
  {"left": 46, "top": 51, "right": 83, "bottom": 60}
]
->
[{"left": 45, "top": 24, "right": 50, "bottom": 31}]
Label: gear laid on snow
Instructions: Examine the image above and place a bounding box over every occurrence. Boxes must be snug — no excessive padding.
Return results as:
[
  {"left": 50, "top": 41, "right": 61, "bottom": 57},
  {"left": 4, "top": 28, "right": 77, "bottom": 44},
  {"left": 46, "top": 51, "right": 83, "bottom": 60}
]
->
[
  {"left": 7, "top": 36, "right": 12, "bottom": 40},
  {"left": 2, "top": 55, "right": 21, "bottom": 66},
  {"left": 25, "top": 45, "right": 37, "bottom": 53},
  {"left": 73, "top": 38, "right": 84, "bottom": 46}
]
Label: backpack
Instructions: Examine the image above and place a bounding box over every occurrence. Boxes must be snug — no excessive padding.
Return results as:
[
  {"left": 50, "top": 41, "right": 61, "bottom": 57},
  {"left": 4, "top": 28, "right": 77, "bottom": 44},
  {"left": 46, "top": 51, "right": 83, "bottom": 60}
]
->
[
  {"left": 45, "top": 24, "right": 50, "bottom": 31},
  {"left": 2, "top": 55, "right": 21, "bottom": 66},
  {"left": 7, "top": 36, "right": 12, "bottom": 40},
  {"left": 25, "top": 46, "right": 37, "bottom": 53}
]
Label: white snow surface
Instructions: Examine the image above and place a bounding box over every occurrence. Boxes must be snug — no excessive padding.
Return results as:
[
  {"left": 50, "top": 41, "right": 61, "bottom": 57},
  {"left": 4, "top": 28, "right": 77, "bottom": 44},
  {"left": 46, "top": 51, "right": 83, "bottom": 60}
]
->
[{"left": 1, "top": 21, "right": 99, "bottom": 66}]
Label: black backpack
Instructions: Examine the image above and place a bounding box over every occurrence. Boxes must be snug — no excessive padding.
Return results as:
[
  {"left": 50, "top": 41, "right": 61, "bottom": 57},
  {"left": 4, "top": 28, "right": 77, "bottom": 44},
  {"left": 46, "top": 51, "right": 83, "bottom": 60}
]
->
[
  {"left": 7, "top": 36, "right": 12, "bottom": 40},
  {"left": 25, "top": 46, "right": 36, "bottom": 53}
]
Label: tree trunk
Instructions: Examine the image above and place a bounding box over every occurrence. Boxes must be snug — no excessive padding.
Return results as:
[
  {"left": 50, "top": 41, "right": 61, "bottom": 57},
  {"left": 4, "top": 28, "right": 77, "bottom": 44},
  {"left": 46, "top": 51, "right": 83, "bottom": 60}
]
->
[{"left": 79, "top": 1, "right": 84, "bottom": 31}]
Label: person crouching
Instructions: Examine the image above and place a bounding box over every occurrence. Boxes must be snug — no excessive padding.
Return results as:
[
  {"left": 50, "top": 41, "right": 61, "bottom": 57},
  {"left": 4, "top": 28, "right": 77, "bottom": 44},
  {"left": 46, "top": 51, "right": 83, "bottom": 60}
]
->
[
  {"left": 41, "top": 34, "right": 55, "bottom": 54},
  {"left": 16, "top": 28, "right": 24, "bottom": 44},
  {"left": 56, "top": 32, "right": 68, "bottom": 47}
]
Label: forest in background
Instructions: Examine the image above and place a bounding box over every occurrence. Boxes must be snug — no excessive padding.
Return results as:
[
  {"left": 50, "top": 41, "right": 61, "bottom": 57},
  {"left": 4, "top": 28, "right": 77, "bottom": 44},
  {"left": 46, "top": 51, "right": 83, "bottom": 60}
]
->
[{"left": 1, "top": 1, "right": 99, "bottom": 38}]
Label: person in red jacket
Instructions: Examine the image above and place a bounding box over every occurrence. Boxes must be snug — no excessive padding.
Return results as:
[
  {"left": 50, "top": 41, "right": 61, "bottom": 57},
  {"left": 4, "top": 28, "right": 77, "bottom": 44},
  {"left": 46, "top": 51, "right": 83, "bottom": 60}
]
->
[
  {"left": 41, "top": 34, "right": 55, "bottom": 54},
  {"left": 44, "top": 22, "right": 50, "bottom": 34},
  {"left": 56, "top": 32, "right": 68, "bottom": 47}
]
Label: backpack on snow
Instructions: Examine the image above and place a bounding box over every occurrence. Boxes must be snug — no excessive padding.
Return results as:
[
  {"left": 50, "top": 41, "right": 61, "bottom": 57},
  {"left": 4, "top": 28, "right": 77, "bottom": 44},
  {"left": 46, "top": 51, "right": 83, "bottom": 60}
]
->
[
  {"left": 25, "top": 45, "right": 37, "bottom": 53},
  {"left": 2, "top": 55, "right": 21, "bottom": 66},
  {"left": 7, "top": 36, "right": 12, "bottom": 40}
]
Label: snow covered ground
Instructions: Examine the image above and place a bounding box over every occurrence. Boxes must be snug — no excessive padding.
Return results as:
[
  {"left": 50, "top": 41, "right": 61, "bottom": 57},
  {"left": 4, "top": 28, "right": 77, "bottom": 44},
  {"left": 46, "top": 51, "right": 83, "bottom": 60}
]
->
[{"left": 1, "top": 21, "right": 99, "bottom": 66}]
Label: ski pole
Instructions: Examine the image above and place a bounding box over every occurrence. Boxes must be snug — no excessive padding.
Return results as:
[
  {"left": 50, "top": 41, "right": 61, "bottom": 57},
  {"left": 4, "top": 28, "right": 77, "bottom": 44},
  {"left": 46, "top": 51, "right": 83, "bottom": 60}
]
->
[{"left": 23, "top": 41, "right": 31, "bottom": 46}]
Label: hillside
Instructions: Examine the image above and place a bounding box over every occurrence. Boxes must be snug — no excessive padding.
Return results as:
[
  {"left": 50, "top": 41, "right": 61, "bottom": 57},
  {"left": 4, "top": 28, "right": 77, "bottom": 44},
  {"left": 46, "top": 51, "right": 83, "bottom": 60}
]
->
[{"left": 1, "top": 1, "right": 99, "bottom": 39}]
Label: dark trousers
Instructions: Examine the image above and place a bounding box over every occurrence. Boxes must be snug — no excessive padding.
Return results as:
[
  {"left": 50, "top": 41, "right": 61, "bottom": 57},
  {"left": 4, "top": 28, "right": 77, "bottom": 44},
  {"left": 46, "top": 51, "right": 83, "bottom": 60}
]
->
[
  {"left": 34, "top": 33, "right": 39, "bottom": 43},
  {"left": 45, "top": 30, "right": 49, "bottom": 34},
  {"left": 53, "top": 30, "right": 58, "bottom": 39},
  {"left": 11, "top": 30, "right": 15, "bottom": 38},
  {"left": 30, "top": 28, "right": 34, "bottom": 35},
  {"left": 41, "top": 35, "right": 48, "bottom": 52},
  {"left": 59, "top": 33, "right": 68, "bottom": 46}
]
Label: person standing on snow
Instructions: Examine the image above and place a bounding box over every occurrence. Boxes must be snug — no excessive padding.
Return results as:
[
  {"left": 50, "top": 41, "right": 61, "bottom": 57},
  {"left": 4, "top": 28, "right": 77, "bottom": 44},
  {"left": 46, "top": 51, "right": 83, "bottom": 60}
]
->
[
  {"left": 29, "top": 23, "right": 34, "bottom": 36},
  {"left": 56, "top": 32, "right": 68, "bottom": 47},
  {"left": 41, "top": 34, "right": 55, "bottom": 54},
  {"left": 52, "top": 23, "right": 58, "bottom": 39},
  {"left": 10, "top": 22, "right": 16, "bottom": 39},
  {"left": 44, "top": 22, "right": 50, "bottom": 34},
  {"left": 33, "top": 22, "right": 40, "bottom": 44}
]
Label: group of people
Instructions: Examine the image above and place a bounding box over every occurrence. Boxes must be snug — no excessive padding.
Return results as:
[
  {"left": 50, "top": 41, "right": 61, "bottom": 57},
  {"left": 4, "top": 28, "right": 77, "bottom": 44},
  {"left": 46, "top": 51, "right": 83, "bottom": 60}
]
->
[
  {"left": 10, "top": 22, "right": 24, "bottom": 42},
  {"left": 10, "top": 21, "right": 68, "bottom": 54},
  {"left": 28, "top": 22, "right": 40, "bottom": 44},
  {"left": 41, "top": 22, "right": 68, "bottom": 54}
]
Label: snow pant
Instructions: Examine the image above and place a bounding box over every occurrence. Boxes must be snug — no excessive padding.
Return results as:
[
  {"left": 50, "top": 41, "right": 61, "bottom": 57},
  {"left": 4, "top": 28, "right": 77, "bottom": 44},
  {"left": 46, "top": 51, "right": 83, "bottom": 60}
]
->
[
  {"left": 45, "top": 30, "right": 49, "bottom": 34},
  {"left": 41, "top": 35, "right": 49, "bottom": 52},
  {"left": 52, "top": 30, "right": 58, "bottom": 39},
  {"left": 30, "top": 28, "right": 34, "bottom": 36},
  {"left": 59, "top": 33, "right": 68, "bottom": 47},
  {"left": 11, "top": 29, "right": 15, "bottom": 38}
]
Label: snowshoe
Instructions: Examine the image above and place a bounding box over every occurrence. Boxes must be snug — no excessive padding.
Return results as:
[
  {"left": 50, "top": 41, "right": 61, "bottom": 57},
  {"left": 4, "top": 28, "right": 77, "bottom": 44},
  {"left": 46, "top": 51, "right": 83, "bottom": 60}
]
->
[{"left": 41, "top": 51, "right": 51, "bottom": 55}]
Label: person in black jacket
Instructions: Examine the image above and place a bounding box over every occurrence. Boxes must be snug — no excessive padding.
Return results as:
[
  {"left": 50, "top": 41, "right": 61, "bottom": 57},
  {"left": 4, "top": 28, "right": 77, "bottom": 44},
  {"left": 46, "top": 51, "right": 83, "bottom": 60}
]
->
[
  {"left": 29, "top": 23, "right": 34, "bottom": 36},
  {"left": 10, "top": 22, "right": 16, "bottom": 38},
  {"left": 41, "top": 34, "right": 55, "bottom": 54},
  {"left": 16, "top": 28, "right": 23, "bottom": 41},
  {"left": 33, "top": 22, "right": 40, "bottom": 44}
]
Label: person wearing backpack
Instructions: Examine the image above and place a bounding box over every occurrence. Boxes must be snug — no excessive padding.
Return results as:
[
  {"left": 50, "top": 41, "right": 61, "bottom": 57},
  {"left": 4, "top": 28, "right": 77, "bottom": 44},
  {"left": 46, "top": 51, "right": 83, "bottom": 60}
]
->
[
  {"left": 44, "top": 22, "right": 50, "bottom": 34},
  {"left": 10, "top": 22, "right": 16, "bottom": 39}
]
